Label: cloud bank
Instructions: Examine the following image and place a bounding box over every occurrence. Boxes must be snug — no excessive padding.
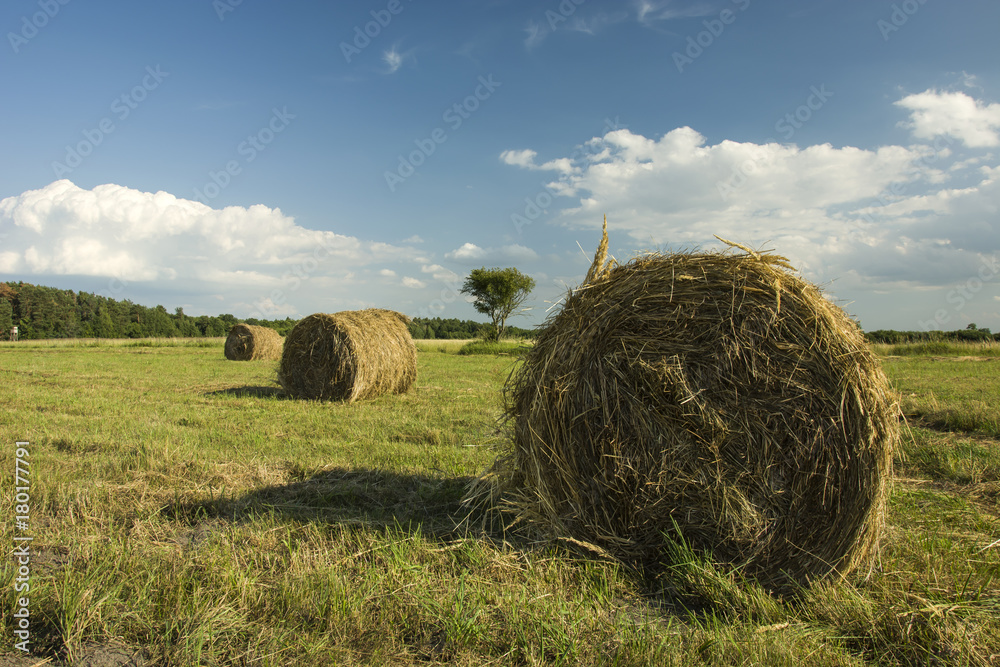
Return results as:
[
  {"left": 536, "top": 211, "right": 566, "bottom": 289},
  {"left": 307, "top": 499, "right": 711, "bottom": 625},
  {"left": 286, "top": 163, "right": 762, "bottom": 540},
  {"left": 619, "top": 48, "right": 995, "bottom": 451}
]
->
[
  {"left": 501, "top": 89, "right": 1000, "bottom": 296},
  {"left": 0, "top": 180, "right": 422, "bottom": 317}
]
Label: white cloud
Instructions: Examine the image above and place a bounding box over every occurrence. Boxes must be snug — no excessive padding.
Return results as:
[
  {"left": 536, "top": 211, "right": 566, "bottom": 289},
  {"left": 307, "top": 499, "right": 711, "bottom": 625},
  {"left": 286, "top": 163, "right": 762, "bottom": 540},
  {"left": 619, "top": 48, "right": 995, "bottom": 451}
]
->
[
  {"left": 896, "top": 89, "right": 1000, "bottom": 148},
  {"left": 382, "top": 44, "right": 416, "bottom": 74},
  {"left": 379, "top": 269, "right": 397, "bottom": 277},
  {"left": 524, "top": 21, "right": 546, "bottom": 50},
  {"left": 421, "top": 263, "right": 460, "bottom": 282},
  {"left": 402, "top": 235, "right": 424, "bottom": 244},
  {"left": 635, "top": 0, "right": 716, "bottom": 26},
  {"left": 445, "top": 242, "right": 539, "bottom": 264},
  {"left": 383, "top": 49, "right": 403, "bottom": 73},
  {"left": 500, "top": 149, "right": 577, "bottom": 175},
  {"left": 0, "top": 180, "right": 423, "bottom": 317},
  {"left": 401, "top": 276, "right": 426, "bottom": 289},
  {"left": 500, "top": 93, "right": 1000, "bottom": 297}
]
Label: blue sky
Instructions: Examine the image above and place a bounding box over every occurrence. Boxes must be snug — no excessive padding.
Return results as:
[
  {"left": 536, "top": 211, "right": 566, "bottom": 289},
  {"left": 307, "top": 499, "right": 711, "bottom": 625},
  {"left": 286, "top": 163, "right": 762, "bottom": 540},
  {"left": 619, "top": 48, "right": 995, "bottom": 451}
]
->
[{"left": 1, "top": 0, "right": 999, "bottom": 332}]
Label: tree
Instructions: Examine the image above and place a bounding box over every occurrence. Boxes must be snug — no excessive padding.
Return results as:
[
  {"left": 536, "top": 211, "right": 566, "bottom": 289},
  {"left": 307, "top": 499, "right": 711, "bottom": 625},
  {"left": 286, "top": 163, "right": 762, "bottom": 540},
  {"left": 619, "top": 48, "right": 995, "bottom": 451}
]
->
[
  {"left": 0, "top": 298, "right": 12, "bottom": 337},
  {"left": 460, "top": 267, "right": 535, "bottom": 341}
]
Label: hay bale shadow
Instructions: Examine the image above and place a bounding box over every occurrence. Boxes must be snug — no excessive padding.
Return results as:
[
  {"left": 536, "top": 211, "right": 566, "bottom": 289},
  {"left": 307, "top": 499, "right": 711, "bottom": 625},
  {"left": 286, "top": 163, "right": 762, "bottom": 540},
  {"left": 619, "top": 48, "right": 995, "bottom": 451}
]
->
[
  {"left": 169, "top": 466, "right": 477, "bottom": 540},
  {"left": 205, "top": 386, "right": 287, "bottom": 399}
]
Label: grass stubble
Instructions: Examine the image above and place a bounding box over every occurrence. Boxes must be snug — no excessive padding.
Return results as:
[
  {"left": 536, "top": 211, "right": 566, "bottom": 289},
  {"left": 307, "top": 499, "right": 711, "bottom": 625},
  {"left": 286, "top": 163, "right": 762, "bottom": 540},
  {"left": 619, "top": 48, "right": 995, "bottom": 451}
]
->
[{"left": 0, "top": 338, "right": 996, "bottom": 665}]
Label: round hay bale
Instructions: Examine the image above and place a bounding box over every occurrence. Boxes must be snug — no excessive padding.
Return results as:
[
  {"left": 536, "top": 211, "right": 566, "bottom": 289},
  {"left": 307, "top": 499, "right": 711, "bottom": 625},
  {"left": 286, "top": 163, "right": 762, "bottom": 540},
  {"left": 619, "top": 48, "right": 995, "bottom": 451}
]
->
[
  {"left": 475, "top": 228, "right": 898, "bottom": 590},
  {"left": 278, "top": 309, "right": 416, "bottom": 402},
  {"left": 224, "top": 324, "right": 283, "bottom": 361}
]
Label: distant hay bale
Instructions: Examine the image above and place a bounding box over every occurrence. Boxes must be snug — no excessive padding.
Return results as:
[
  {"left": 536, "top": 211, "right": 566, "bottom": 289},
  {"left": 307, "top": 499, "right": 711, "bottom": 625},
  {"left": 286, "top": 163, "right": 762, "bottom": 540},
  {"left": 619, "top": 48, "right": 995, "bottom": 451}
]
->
[
  {"left": 467, "top": 223, "right": 899, "bottom": 590},
  {"left": 278, "top": 309, "right": 417, "bottom": 402},
  {"left": 224, "top": 324, "right": 283, "bottom": 361}
]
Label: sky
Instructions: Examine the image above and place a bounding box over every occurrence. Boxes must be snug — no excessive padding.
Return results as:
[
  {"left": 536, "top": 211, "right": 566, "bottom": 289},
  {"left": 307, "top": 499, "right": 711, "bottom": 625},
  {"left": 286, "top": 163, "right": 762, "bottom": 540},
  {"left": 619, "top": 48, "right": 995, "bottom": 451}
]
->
[{"left": 1, "top": 0, "right": 999, "bottom": 332}]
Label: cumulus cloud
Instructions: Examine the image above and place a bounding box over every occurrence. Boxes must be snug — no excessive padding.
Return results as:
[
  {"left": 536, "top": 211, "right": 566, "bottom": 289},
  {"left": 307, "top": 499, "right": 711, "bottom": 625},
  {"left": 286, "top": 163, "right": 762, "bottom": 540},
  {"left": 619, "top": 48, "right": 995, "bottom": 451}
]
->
[
  {"left": 500, "top": 149, "right": 577, "bottom": 175},
  {"left": 896, "top": 89, "right": 1000, "bottom": 148},
  {"left": 0, "top": 180, "right": 421, "bottom": 317},
  {"left": 445, "top": 242, "right": 539, "bottom": 263},
  {"left": 421, "top": 263, "right": 460, "bottom": 282},
  {"left": 401, "top": 276, "right": 426, "bottom": 289},
  {"left": 500, "top": 91, "right": 1000, "bottom": 298}
]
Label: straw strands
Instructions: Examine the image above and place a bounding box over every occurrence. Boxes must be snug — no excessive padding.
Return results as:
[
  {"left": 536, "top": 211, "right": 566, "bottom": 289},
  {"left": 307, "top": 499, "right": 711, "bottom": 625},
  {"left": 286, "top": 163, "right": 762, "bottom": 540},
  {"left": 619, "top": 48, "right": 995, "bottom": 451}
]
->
[
  {"left": 278, "top": 309, "right": 417, "bottom": 402},
  {"left": 467, "top": 224, "right": 899, "bottom": 590},
  {"left": 224, "top": 324, "right": 283, "bottom": 361}
]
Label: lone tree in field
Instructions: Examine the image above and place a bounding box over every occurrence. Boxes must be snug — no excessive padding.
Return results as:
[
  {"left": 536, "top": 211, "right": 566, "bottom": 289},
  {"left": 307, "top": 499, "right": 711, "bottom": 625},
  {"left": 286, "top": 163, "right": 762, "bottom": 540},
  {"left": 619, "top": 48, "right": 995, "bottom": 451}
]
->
[{"left": 461, "top": 267, "right": 535, "bottom": 341}]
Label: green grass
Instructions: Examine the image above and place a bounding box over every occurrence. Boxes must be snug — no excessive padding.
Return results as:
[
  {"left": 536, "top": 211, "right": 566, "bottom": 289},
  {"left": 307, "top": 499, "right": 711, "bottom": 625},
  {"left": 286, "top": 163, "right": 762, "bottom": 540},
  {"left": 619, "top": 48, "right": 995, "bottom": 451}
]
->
[
  {"left": 0, "top": 339, "right": 998, "bottom": 665},
  {"left": 456, "top": 339, "right": 530, "bottom": 356},
  {"left": 871, "top": 339, "right": 1000, "bottom": 358},
  {"left": 882, "top": 354, "right": 1000, "bottom": 437}
]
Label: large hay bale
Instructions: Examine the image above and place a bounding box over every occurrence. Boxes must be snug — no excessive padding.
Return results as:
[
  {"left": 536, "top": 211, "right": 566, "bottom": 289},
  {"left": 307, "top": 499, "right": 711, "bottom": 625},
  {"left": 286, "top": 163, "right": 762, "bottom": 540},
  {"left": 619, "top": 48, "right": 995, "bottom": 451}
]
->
[
  {"left": 472, "top": 225, "right": 898, "bottom": 590},
  {"left": 224, "top": 323, "right": 283, "bottom": 361},
  {"left": 278, "top": 309, "right": 416, "bottom": 402}
]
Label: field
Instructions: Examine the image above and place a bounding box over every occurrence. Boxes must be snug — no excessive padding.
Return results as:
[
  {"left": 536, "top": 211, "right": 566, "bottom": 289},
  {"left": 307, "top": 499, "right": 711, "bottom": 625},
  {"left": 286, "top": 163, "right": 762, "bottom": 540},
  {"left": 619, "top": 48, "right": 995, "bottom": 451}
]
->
[{"left": 0, "top": 338, "right": 998, "bottom": 666}]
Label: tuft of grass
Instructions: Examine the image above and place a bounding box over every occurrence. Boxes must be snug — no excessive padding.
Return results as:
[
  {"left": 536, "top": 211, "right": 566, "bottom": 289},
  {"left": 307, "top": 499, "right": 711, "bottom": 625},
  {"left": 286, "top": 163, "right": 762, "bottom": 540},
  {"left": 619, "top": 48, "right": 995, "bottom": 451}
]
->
[{"left": 457, "top": 339, "right": 530, "bottom": 356}]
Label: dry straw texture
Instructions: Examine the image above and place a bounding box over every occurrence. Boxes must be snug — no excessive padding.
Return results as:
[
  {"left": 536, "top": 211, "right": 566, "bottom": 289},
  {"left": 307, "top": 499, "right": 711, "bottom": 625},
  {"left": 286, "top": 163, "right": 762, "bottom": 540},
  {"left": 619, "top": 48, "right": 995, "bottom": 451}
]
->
[
  {"left": 278, "top": 309, "right": 417, "bottom": 402},
  {"left": 224, "top": 324, "right": 283, "bottom": 361},
  {"left": 468, "top": 224, "right": 899, "bottom": 590}
]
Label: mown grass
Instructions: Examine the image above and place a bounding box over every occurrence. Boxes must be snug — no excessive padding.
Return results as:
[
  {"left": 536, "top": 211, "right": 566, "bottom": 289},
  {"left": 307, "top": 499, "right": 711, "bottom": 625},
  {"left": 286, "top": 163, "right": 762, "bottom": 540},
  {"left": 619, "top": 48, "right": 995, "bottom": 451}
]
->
[
  {"left": 882, "top": 352, "right": 1000, "bottom": 437},
  {"left": 0, "top": 338, "right": 997, "bottom": 665}
]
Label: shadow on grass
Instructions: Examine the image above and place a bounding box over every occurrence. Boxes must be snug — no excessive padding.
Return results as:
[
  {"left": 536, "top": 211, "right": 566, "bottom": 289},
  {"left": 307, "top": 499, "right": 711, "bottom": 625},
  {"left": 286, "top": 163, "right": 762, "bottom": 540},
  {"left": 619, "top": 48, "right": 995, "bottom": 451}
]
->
[
  {"left": 167, "top": 466, "right": 479, "bottom": 539},
  {"left": 205, "top": 385, "right": 287, "bottom": 399}
]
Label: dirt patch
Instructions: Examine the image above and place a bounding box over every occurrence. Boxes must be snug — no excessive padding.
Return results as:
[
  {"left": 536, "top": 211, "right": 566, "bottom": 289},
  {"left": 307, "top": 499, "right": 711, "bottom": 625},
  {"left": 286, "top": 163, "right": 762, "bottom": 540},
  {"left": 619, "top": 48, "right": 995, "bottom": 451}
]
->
[{"left": 0, "top": 642, "right": 148, "bottom": 667}]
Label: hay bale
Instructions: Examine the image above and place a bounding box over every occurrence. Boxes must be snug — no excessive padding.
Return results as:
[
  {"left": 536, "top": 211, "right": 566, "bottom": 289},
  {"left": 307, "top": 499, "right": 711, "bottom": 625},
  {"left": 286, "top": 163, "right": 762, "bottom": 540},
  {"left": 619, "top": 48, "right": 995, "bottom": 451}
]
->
[
  {"left": 278, "top": 309, "right": 416, "bottom": 402},
  {"left": 470, "top": 224, "right": 898, "bottom": 590},
  {"left": 224, "top": 324, "right": 283, "bottom": 361}
]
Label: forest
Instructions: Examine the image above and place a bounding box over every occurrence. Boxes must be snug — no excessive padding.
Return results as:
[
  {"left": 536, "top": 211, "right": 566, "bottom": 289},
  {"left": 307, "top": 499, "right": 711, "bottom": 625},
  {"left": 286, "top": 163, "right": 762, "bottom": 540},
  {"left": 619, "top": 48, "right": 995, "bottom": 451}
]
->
[{"left": 0, "top": 281, "right": 536, "bottom": 341}]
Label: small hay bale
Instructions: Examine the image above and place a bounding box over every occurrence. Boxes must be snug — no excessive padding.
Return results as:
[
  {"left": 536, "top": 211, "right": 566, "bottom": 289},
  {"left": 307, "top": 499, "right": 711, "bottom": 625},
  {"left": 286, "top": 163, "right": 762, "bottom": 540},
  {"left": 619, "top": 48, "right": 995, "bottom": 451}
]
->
[
  {"left": 469, "top": 223, "right": 899, "bottom": 590},
  {"left": 278, "top": 309, "right": 416, "bottom": 402},
  {"left": 224, "top": 324, "right": 283, "bottom": 361}
]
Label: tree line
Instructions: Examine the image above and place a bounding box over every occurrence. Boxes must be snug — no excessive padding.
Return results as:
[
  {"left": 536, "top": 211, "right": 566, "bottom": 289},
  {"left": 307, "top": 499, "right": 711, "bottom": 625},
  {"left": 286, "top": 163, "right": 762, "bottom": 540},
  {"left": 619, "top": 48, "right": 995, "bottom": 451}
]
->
[
  {"left": 864, "top": 325, "right": 998, "bottom": 344},
  {"left": 0, "top": 281, "right": 534, "bottom": 341},
  {"left": 8, "top": 280, "right": 993, "bottom": 344}
]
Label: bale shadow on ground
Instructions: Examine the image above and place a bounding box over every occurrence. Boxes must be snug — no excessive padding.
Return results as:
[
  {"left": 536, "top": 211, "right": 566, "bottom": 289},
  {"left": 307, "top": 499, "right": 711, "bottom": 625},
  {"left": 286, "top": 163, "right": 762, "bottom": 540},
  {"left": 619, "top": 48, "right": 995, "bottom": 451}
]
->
[
  {"left": 204, "top": 385, "right": 286, "bottom": 399},
  {"left": 168, "top": 466, "right": 480, "bottom": 540}
]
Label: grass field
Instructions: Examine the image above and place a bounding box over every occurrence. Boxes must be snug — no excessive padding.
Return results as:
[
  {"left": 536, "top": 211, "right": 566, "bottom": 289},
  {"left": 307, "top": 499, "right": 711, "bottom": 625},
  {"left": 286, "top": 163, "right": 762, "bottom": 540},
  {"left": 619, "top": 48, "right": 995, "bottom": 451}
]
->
[{"left": 0, "top": 339, "right": 998, "bottom": 665}]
